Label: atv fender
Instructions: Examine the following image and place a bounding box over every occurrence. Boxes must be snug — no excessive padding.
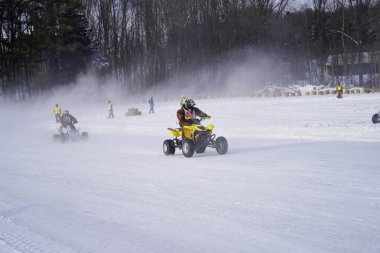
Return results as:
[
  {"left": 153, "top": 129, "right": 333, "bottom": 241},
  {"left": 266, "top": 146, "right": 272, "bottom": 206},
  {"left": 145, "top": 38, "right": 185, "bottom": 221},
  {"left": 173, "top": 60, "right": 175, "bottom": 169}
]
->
[
  {"left": 168, "top": 128, "right": 181, "bottom": 138},
  {"left": 206, "top": 124, "right": 214, "bottom": 131}
]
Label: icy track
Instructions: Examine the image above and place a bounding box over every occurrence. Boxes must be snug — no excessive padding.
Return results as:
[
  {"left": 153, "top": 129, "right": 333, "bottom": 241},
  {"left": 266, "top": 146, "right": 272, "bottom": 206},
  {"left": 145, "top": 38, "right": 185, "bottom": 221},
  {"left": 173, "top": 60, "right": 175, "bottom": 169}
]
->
[{"left": 0, "top": 94, "right": 380, "bottom": 253}]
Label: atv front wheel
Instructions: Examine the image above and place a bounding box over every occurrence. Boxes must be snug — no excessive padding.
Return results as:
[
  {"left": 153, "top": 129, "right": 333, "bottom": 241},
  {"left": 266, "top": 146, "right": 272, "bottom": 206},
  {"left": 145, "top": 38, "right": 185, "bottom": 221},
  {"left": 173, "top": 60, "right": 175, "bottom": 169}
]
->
[
  {"left": 53, "top": 134, "right": 64, "bottom": 143},
  {"left": 182, "top": 139, "right": 195, "bottom": 158},
  {"left": 81, "top": 132, "right": 89, "bottom": 141},
  {"left": 372, "top": 114, "right": 380, "bottom": 124},
  {"left": 215, "top": 136, "right": 228, "bottom": 155},
  {"left": 163, "top": 140, "right": 175, "bottom": 155}
]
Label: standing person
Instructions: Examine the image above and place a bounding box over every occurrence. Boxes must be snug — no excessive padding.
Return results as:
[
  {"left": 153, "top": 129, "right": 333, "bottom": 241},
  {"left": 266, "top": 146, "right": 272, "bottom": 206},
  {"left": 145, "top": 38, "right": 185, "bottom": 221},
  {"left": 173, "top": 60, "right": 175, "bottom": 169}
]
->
[
  {"left": 180, "top": 95, "right": 186, "bottom": 106},
  {"left": 107, "top": 100, "right": 114, "bottom": 118},
  {"left": 336, "top": 83, "right": 343, "bottom": 99},
  {"left": 149, "top": 96, "right": 154, "bottom": 113},
  {"left": 54, "top": 104, "right": 61, "bottom": 122}
]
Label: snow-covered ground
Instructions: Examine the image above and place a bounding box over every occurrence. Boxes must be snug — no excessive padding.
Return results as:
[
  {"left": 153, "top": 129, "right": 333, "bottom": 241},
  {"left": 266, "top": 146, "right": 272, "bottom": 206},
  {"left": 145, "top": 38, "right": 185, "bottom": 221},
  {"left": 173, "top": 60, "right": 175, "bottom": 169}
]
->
[{"left": 0, "top": 93, "right": 380, "bottom": 253}]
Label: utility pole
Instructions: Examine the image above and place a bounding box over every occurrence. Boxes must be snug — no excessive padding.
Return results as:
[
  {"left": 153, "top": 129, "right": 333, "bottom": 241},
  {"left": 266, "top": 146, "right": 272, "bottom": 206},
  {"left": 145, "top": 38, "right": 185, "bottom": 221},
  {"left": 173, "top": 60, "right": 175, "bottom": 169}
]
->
[{"left": 329, "top": 29, "right": 362, "bottom": 86}]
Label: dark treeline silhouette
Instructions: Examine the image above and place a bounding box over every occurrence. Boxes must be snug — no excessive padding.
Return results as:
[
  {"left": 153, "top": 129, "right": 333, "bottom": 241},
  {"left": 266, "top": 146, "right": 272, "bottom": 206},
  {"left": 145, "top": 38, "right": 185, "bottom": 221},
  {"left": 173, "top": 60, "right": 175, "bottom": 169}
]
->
[
  {"left": 1, "top": 0, "right": 379, "bottom": 100},
  {"left": 0, "top": 0, "right": 93, "bottom": 100}
]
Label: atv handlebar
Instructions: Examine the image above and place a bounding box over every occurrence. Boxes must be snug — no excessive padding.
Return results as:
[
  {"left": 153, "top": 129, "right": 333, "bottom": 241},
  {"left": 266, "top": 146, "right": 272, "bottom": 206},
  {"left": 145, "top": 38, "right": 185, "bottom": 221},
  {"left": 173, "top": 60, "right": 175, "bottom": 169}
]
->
[
  {"left": 185, "top": 116, "right": 211, "bottom": 122},
  {"left": 190, "top": 116, "right": 211, "bottom": 124}
]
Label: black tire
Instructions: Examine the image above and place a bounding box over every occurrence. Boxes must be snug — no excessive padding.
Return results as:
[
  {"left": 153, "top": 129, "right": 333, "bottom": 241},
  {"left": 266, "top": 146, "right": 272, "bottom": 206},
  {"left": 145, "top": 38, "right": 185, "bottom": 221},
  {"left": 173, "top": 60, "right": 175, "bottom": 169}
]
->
[
  {"left": 195, "top": 145, "right": 207, "bottom": 153},
  {"left": 163, "top": 140, "right": 175, "bottom": 155},
  {"left": 182, "top": 139, "right": 195, "bottom": 158},
  {"left": 215, "top": 136, "right": 228, "bottom": 155},
  {"left": 81, "top": 132, "right": 89, "bottom": 141},
  {"left": 54, "top": 134, "right": 67, "bottom": 143},
  {"left": 372, "top": 114, "right": 379, "bottom": 124}
]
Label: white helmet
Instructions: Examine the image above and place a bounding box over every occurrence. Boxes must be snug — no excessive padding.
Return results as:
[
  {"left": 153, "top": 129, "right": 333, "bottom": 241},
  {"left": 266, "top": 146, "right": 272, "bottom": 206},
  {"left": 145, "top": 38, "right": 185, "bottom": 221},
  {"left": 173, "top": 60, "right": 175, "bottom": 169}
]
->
[{"left": 184, "top": 99, "right": 195, "bottom": 110}]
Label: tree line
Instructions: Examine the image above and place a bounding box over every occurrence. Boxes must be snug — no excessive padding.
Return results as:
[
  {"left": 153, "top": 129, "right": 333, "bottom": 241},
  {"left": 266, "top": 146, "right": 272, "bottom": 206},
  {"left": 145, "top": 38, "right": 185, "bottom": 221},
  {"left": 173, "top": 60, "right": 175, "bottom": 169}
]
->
[{"left": 1, "top": 0, "right": 379, "bottom": 100}]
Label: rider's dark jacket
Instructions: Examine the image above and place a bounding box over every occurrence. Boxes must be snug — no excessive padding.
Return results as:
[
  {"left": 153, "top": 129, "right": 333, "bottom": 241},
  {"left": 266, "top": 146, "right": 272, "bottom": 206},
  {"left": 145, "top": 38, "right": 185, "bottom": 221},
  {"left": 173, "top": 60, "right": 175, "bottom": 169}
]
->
[
  {"left": 60, "top": 114, "right": 78, "bottom": 128},
  {"left": 177, "top": 106, "right": 209, "bottom": 127}
]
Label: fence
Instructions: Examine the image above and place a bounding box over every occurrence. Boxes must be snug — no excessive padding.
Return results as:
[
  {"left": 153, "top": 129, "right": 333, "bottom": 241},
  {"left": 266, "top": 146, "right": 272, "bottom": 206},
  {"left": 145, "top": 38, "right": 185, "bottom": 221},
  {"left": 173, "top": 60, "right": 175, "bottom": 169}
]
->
[{"left": 154, "top": 88, "right": 379, "bottom": 103}]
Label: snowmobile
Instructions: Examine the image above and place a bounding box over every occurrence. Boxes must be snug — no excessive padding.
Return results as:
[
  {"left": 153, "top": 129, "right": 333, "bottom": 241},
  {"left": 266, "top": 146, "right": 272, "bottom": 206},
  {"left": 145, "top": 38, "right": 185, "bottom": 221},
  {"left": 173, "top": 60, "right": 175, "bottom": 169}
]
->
[
  {"left": 53, "top": 126, "right": 88, "bottom": 143},
  {"left": 372, "top": 112, "right": 380, "bottom": 124},
  {"left": 163, "top": 117, "right": 228, "bottom": 158}
]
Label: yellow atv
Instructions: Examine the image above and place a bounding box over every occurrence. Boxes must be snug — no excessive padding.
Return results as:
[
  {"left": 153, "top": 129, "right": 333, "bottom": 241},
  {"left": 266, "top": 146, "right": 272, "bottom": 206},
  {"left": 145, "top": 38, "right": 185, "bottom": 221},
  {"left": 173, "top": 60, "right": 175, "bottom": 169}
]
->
[{"left": 163, "top": 117, "right": 228, "bottom": 158}]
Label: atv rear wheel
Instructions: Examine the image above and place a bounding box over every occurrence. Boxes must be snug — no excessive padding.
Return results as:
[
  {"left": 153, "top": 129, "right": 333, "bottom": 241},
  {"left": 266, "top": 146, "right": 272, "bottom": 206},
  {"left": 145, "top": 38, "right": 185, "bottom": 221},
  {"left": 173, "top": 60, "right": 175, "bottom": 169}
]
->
[
  {"left": 215, "top": 136, "right": 228, "bottom": 155},
  {"left": 163, "top": 140, "right": 175, "bottom": 155},
  {"left": 372, "top": 114, "right": 380, "bottom": 124},
  {"left": 182, "top": 139, "right": 195, "bottom": 158}
]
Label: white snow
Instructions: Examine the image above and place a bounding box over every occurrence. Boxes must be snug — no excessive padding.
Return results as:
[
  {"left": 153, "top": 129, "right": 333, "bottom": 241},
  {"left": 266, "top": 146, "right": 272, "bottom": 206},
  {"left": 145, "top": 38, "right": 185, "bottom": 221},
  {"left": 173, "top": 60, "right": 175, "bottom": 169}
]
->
[{"left": 0, "top": 93, "right": 380, "bottom": 253}]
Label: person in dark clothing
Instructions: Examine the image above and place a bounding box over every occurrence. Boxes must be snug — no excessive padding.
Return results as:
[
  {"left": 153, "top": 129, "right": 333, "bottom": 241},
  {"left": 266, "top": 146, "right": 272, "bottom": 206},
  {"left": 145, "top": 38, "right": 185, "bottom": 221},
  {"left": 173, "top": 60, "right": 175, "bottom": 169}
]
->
[
  {"left": 177, "top": 98, "right": 210, "bottom": 127},
  {"left": 60, "top": 110, "right": 78, "bottom": 132},
  {"left": 149, "top": 96, "right": 154, "bottom": 113}
]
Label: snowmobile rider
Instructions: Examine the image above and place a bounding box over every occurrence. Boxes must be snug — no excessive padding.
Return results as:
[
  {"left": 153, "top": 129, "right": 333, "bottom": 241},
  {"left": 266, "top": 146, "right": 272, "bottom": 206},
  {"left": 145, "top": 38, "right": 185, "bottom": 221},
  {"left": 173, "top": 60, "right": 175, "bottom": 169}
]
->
[
  {"left": 177, "top": 98, "right": 210, "bottom": 127},
  {"left": 60, "top": 109, "right": 78, "bottom": 132}
]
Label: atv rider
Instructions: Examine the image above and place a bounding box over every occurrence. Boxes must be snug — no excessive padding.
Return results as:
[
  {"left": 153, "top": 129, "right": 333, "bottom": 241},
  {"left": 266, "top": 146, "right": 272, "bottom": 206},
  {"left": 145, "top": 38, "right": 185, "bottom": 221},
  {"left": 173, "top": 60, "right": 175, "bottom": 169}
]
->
[
  {"left": 177, "top": 98, "right": 210, "bottom": 128},
  {"left": 60, "top": 110, "right": 78, "bottom": 133}
]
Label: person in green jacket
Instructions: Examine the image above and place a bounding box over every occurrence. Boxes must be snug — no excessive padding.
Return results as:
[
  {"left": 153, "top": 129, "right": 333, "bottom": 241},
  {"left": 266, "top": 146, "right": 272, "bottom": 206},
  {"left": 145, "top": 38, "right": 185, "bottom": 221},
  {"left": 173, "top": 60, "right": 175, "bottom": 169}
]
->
[
  {"left": 54, "top": 104, "right": 61, "bottom": 122},
  {"left": 107, "top": 100, "right": 114, "bottom": 118},
  {"left": 336, "top": 83, "right": 343, "bottom": 98},
  {"left": 180, "top": 95, "right": 186, "bottom": 106}
]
